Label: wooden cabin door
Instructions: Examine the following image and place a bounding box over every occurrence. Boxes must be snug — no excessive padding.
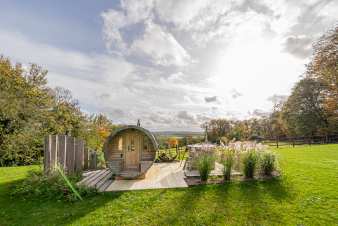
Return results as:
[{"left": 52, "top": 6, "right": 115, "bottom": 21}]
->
[{"left": 125, "top": 133, "right": 140, "bottom": 170}]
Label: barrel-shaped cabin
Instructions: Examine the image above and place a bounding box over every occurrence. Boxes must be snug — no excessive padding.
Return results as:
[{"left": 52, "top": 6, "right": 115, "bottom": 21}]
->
[{"left": 104, "top": 125, "right": 158, "bottom": 178}]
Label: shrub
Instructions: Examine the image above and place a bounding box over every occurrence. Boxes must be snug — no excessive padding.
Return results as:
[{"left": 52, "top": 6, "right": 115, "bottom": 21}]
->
[
  {"left": 97, "top": 151, "right": 106, "bottom": 168},
  {"left": 197, "top": 154, "right": 214, "bottom": 182},
  {"left": 260, "top": 152, "right": 276, "bottom": 176},
  {"left": 222, "top": 150, "right": 234, "bottom": 181},
  {"left": 157, "top": 149, "right": 178, "bottom": 162},
  {"left": 11, "top": 170, "right": 97, "bottom": 202},
  {"left": 242, "top": 151, "right": 259, "bottom": 178}
]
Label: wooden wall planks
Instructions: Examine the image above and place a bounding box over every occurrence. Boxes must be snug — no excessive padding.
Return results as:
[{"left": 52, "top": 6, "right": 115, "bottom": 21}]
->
[{"left": 44, "top": 135, "right": 94, "bottom": 175}]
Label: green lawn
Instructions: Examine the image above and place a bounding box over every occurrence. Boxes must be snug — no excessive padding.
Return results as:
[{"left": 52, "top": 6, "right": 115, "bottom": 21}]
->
[{"left": 1, "top": 145, "right": 337, "bottom": 226}]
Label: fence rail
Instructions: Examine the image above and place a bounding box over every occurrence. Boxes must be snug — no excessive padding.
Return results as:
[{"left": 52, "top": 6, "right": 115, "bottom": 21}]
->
[
  {"left": 262, "top": 134, "right": 338, "bottom": 148},
  {"left": 44, "top": 135, "right": 97, "bottom": 175}
]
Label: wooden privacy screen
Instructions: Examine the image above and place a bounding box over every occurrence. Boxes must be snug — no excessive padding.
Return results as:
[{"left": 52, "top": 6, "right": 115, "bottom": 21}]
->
[{"left": 44, "top": 135, "right": 96, "bottom": 175}]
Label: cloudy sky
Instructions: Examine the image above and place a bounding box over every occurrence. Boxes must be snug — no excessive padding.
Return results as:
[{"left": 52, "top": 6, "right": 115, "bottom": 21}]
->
[{"left": 1, "top": 0, "right": 337, "bottom": 131}]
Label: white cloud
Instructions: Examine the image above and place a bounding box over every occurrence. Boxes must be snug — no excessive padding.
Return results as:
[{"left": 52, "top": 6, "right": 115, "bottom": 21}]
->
[
  {"left": 154, "top": 0, "right": 210, "bottom": 27},
  {"left": 101, "top": 4, "right": 192, "bottom": 67},
  {"left": 0, "top": 29, "right": 206, "bottom": 130},
  {"left": 101, "top": 9, "right": 128, "bottom": 51},
  {"left": 130, "top": 21, "right": 192, "bottom": 66},
  {"left": 2, "top": 0, "right": 338, "bottom": 131},
  {"left": 121, "top": 0, "right": 154, "bottom": 23}
]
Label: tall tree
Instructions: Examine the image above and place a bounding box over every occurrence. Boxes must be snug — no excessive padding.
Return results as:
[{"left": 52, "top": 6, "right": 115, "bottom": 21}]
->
[
  {"left": 0, "top": 57, "right": 53, "bottom": 165},
  {"left": 203, "top": 119, "right": 231, "bottom": 142},
  {"left": 283, "top": 77, "right": 329, "bottom": 137},
  {"left": 307, "top": 26, "right": 338, "bottom": 134},
  {"left": 0, "top": 56, "right": 118, "bottom": 166},
  {"left": 85, "top": 114, "right": 116, "bottom": 151}
]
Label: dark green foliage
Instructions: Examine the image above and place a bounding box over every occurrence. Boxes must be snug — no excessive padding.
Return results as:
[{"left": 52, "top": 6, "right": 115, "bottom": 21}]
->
[
  {"left": 260, "top": 152, "right": 276, "bottom": 176},
  {"left": 0, "top": 56, "right": 115, "bottom": 166},
  {"left": 56, "top": 165, "right": 83, "bottom": 201},
  {"left": 242, "top": 151, "right": 259, "bottom": 178},
  {"left": 197, "top": 154, "right": 214, "bottom": 181},
  {"left": 282, "top": 77, "right": 331, "bottom": 136},
  {"left": 10, "top": 170, "right": 96, "bottom": 202},
  {"left": 0, "top": 57, "right": 52, "bottom": 166}
]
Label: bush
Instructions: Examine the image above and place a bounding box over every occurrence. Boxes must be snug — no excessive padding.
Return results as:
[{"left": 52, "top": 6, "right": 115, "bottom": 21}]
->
[
  {"left": 157, "top": 150, "right": 178, "bottom": 162},
  {"left": 260, "top": 152, "right": 276, "bottom": 176},
  {"left": 97, "top": 151, "right": 106, "bottom": 168},
  {"left": 222, "top": 150, "right": 234, "bottom": 181},
  {"left": 11, "top": 170, "right": 97, "bottom": 202},
  {"left": 197, "top": 154, "right": 214, "bottom": 182},
  {"left": 242, "top": 151, "right": 259, "bottom": 178}
]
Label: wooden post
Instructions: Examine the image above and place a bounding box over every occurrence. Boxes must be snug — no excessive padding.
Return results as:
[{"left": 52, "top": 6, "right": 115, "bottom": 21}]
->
[
  {"left": 57, "top": 135, "right": 67, "bottom": 169},
  {"left": 44, "top": 135, "right": 51, "bottom": 174},
  {"left": 66, "top": 136, "right": 75, "bottom": 174},
  {"left": 50, "top": 135, "right": 58, "bottom": 172},
  {"left": 75, "top": 139, "right": 84, "bottom": 173},
  {"left": 84, "top": 147, "right": 88, "bottom": 170}
]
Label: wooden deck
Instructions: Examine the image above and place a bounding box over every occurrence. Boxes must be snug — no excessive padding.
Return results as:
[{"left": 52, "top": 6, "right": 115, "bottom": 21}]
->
[{"left": 77, "top": 169, "right": 113, "bottom": 192}]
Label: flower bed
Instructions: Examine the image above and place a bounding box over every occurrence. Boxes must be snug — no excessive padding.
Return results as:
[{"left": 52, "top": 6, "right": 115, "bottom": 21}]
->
[{"left": 184, "top": 141, "right": 280, "bottom": 185}]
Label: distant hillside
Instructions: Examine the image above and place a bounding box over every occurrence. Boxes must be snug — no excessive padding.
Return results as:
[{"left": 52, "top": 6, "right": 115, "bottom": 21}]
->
[{"left": 152, "top": 131, "right": 204, "bottom": 137}]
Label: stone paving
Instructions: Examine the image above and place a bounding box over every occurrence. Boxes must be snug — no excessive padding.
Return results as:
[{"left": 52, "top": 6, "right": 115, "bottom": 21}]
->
[
  {"left": 105, "top": 161, "right": 188, "bottom": 191},
  {"left": 79, "top": 161, "right": 188, "bottom": 192}
]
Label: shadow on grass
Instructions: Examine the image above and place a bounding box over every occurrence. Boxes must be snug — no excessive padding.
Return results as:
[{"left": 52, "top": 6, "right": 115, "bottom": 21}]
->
[
  {"left": 154, "top": 177, "right": 293, "bottom": 225},
  {"left": 0, "top": 171, "right": 294, "bottom": 226},
  {"left": 235, "top": 177, "right": 294, "bottom": 224},
  {"left": 0, "top": 177, "right": 122, "bottom": 226},
  {"left": 154, "top": 185, "right": 209, "bottom": 225}
]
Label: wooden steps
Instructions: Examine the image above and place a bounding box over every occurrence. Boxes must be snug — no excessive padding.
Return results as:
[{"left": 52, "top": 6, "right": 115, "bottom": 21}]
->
[
  {"left": 78, "top": 169, "right": 113, "bottom": 190},
  {"left": 107, "top": 159, "right": 123, "bottom": 174}
]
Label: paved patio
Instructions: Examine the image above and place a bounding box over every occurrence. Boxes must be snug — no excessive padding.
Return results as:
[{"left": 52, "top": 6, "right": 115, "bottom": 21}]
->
[
  {"left": 78, "top": 161, "right": 188, "bottom": 192},
  {"left": 105, "top": 161, "right": 188, "bottom": 191}
]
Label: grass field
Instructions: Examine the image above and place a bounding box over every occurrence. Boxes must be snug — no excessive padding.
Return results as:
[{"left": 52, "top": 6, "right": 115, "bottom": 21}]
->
[{"left": 0, "top": 144, "right": 337, "bottom": 226}]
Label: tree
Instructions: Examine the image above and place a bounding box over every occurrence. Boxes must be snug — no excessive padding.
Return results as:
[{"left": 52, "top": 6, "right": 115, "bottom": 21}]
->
[
  {"left": 0, "top": 57, "right": 53, "bottom": 165},
  {"left": 203, "top": 119, "right": 231, "bottom": 142},
  {"left": 307, "top": 26, "right": 338, "bottom": 134},
  {"left": 228, "top": 120, "right": 250, "bottom": 141},
  {"left": 0, "top": 56, "right": 117, "bottom": 166},
  {"left": 85, "top": 114, "right": 116, "bottom": 151},
  {"left": 283, "top": 77, "right": 329, "bottom": 137},
  {"left": 167, "top": 137, "right": 178, "bottom": 148}
]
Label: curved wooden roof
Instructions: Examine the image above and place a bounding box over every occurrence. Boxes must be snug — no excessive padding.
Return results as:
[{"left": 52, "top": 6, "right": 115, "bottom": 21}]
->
[{"left": 105, "top": 125, "right": 159, "bottom": 150}]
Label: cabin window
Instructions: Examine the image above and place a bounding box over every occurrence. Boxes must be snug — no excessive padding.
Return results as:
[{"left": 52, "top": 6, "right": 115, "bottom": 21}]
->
[{"left": 118, "top": 137, "right": 123, "bottom": 151}]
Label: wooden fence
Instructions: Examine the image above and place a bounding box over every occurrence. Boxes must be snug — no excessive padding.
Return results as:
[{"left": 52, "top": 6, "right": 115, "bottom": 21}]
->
[
  {"left": 262, "top": 134, "right": 338, "bottom": 148},
  {"left": 44, "top": 135, "right": 97, "bottom": 175}
]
